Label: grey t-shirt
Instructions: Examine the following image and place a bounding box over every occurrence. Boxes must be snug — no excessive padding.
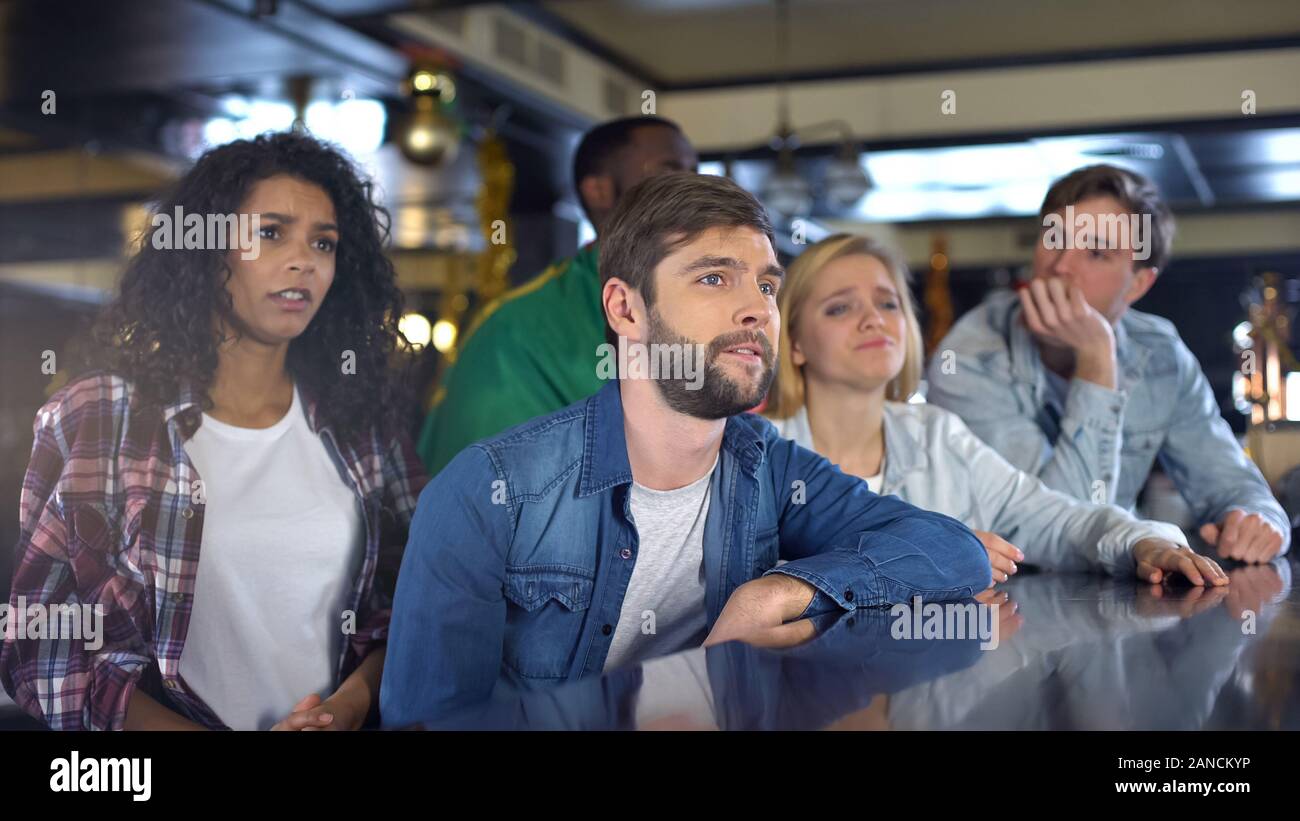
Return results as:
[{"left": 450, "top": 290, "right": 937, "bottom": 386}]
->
[{"left": 603, "top": 455, "right": 719, "bottom": 672}]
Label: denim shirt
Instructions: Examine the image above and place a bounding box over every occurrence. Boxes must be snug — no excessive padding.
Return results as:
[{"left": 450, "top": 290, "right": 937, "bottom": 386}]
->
[
  {"left": 772, "top": 401, "right": 1191, "bottom": 576},
  {"left": 926, "top": 289, "right": 1290, "bottom": 554},
  {"left": 381, "top": 380, "right": 991, "bottom": 727}
]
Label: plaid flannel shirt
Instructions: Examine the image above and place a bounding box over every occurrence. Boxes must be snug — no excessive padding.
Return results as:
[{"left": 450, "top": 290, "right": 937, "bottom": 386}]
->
[{"left": 1, "top": 372, "right": 427, "bottom": 730}]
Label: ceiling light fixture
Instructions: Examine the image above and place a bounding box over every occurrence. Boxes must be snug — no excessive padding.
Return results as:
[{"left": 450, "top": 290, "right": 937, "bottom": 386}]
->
[
  {"left": 394, "top": 67, "right": 460, "bottom": 168},
  {"left": 756, "top": 0, "right": 872, "bottom": 219}
]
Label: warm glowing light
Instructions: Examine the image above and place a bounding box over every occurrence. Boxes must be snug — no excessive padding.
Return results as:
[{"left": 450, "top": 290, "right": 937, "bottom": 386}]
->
[
  {"left": 432, "top": 319, "right": 458, "bottom": 353},
  {"left": 412, "top": 71, "right": 436, "bottom": 92},
  {"left": 406, "top": 126, "right": 434, "bottom": 151},
  {"left": 398, "top": 312, "right": 432, "bottom": 350}
]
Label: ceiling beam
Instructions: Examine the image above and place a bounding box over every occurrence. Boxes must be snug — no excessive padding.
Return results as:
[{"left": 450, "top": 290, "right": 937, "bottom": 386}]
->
[{"left": 661, "top": 48, "right": 1300, "bottom": 153}]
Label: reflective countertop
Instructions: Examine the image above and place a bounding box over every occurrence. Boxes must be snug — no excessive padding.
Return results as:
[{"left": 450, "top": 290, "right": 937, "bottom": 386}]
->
[{"left": 427, "top": 558, "right": 1300, "bottom": 731}]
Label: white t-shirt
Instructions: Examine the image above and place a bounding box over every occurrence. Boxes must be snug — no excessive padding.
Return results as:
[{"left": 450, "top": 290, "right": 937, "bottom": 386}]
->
[
  {"left": 180, "top": 386, "right": 364, "bottom": 730},
  {"left": 864, "top": 470, "right": 883, "bottom": 494},
  {"left": 603, "top": 455, "right": 719, "bottom": 672},
  {"left": 634, "top": 647, "right": 718, "bottom": 729}
]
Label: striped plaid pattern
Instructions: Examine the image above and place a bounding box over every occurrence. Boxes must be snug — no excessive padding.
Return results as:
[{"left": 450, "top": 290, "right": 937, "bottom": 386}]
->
[{"left": 0, "top": 373, "right": 427, "bottom": 730}]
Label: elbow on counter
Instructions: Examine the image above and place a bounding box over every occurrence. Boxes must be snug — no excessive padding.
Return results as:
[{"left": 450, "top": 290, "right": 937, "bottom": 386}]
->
[{"left": 924, "top": 512, "right": 993, "bottom": 600}]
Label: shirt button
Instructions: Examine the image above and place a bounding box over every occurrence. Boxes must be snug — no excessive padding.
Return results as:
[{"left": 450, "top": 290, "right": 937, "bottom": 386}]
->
[
  {"left": 181, "top": 506, "right": 194, "bottom": 520},
  {"left": 620, "top": 547, "right": 632, "bottom": 559},
  {"left": 601, "top": 624, "right": 613, "bottom": 636},
  {"left": 844, "top": 589, "right": 855, "bottom": 602},
  {"left": 170, "top": 592, "right": 187, "bottom": 604}
]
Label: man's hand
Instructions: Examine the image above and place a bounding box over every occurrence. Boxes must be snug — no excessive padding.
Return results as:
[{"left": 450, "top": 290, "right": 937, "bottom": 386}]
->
[
  {"left": 1224, "top": 563, "right": 1286, "bottom": 619},
  {"left": 1200, "top": 509, "right": 1286, "bottom": 564},
  {"left": 975, "top": 530, "right": 1022, "bottom": 584},
  {"left": 1018, "top": 278, "right": 1118, "bottom": 388},
  {"left": 703, "top": 574, "right": 817, "bottom": 648},
  {"left": 1132, "top": 538, "right": 1229, "bottom": 586}
]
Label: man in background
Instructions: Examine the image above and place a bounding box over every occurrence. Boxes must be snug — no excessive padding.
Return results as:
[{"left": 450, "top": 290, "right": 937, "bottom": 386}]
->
[
  {"left": 927, "top": 164, "right": 1289, "bottom": 564},
  {"left": 417, "top": 115, "right": 698, "bottom": 475}
]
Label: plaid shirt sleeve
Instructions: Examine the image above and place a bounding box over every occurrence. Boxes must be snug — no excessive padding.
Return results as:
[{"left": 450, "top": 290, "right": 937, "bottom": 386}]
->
[
  {"left": 346, "top": 427, "right": 428, "bottom": 667},
  {"left": 1, "top": 378, "right": 156, "bottom": 730}
]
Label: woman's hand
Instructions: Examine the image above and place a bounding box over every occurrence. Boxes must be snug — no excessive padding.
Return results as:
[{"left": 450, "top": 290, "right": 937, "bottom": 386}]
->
[
  {"left": 270, "top": 692, "right": 366, "bottom": 732},
  {"left": 1132, "top": 539, "right": 1229, "bottom": 586},
  {"left": 975, "top": 530, "right": 1023, "bottom": 584}
]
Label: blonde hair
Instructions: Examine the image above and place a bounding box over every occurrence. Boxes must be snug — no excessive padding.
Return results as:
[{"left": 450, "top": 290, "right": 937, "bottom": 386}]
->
[{"left": 765, "top": 233, "right": 924, "bottom": 419}]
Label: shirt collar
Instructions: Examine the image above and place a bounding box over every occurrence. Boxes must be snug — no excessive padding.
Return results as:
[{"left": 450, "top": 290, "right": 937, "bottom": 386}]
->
[
  {"left": 573, "top": 241, "right": 599, "bottom": 277},
  {"left": 787, "top": 403, "right": 925, "bottom": 486},
  {"left": 162, "top": 379, "right": 327, "bottom": 435},
  {"left": 578, "top": 379, "right": 766, "bottom": 497},
  {"left": 881, "top": 403, "right": 927, "bottom": 482},
  {"left": 1113, "top": 312, "right": 1152, "bottom": 383},
  {"left": 161, "top": 382, "right": 202, "bottom": 426}
]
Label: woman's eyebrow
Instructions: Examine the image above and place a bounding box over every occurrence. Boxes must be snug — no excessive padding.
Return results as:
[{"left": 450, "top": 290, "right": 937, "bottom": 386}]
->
[
  {"left": 257, "top": 212, "right": 337, "bottom": 232},
  {"left": 818, "top": 286, "right": 856, "bottom": 304}
]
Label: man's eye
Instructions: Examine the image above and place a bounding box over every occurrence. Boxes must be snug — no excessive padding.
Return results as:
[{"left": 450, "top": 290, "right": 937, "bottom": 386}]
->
[
  {"left": 760, "top": 281, "right": 777, "bottom": 296},
  {"left": 699, "top": 273, "right": 723, "bottom": 286},
  {"left": 259, "top": 225, "right": 280, "bottom": 239}
]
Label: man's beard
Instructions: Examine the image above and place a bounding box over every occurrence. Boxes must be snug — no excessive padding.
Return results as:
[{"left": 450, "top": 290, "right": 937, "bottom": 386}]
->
[{"left": 645, "top": 306, "right": 776, "bottom": 420}]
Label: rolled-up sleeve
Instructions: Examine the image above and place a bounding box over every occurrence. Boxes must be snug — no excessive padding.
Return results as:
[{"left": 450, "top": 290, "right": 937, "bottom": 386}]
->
[{"left": 762, "top": 430, "right": 991, "bottom": 609}]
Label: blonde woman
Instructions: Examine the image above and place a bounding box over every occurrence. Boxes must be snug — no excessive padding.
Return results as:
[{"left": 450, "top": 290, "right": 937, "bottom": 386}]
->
[{"left": 764, "top": 233, "right": 1227, "bottom": 587}]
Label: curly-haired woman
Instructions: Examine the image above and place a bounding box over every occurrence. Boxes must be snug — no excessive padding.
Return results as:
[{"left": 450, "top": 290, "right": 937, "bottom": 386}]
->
[{"left": 0, "top": 132, "right": 428, "bottom": 730}]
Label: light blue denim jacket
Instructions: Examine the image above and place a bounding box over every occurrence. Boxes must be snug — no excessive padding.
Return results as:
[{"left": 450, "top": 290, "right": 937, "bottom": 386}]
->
[
  {"left": 380, "top": 379, "right": 991, "bottom": 727},
  {"left": 771, "top": 401, "right": 1191, "bottom": 576},
  {"left": 926, "top": 289, "right": 1290, "bottom": 554}
]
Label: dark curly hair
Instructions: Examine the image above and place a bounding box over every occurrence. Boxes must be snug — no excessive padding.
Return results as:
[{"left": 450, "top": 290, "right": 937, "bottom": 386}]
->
[{"left": 81, "top": 131, "right": 414, "bottom": 442}]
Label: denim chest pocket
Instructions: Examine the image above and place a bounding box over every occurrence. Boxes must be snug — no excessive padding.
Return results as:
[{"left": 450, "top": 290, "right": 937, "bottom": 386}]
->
[
  {"left": 1124, "top": 430, "right": 1163, "bottom": 452},
  {"left": 1123, "top": 430, "right": 1163, "bottom": 470},
  {"left": 501, "top": 567, "right": 594, "bottom": 681}
]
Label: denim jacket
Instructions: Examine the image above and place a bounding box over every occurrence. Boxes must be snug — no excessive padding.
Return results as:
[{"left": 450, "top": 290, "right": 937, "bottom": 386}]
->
[
  {"left": 771, "top": 401, "right": 1191, "bottom": 576},
  {"left": 380, "top": 379, "right": 991, "bottom": 726},
  {"left": 926, "top": 289, "right": 1290, "bottom": 554}
]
